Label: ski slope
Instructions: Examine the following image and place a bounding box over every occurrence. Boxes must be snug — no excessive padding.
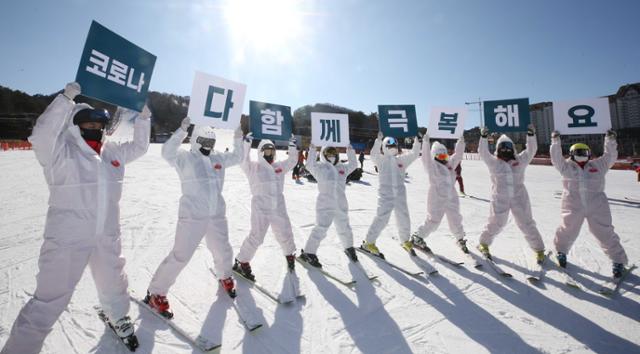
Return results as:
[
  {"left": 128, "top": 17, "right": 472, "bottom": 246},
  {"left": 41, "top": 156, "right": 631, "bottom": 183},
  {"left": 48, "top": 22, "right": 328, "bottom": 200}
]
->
[{"left": 1, "top": 129, "right": 639, "bottom": 354}]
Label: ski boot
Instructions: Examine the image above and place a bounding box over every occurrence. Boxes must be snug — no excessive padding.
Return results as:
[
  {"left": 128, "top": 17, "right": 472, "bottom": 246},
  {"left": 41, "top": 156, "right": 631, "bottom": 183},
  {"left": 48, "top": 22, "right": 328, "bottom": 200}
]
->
[
  {"left": 144, "top": 291, "right": 174, "bottom": 319},
  {"left": 286, "top": 254, "right": 296, "bottom": 271},
  {"left": 457, "top": 239, "right": 469, "bottom": 254},
  {"left": 113, "top": 315, "right": 139, "bottom": 350},
  {"left": 402, "top": 240, "right": 417, "bottom": 256},
  {"left": 220, "top": 277, "right": 236, "bottom": 298},
  {"left": 556, "top": 252, "right": 567, "bottom": 268},
  {"left": 535, "top": 250, "right": 546, "bottom": 265},
  {"left": 344, "top": 247, "right": 358, "bottom": 262},
  {"left": 613, "top": 263, "right": 624, "bottom": 279},
  {"left": 477, "top": 243, "right": 492, "bottom": 260},
  {"left": 300, "top": 250, "right": 322, "bottom": 268},
  {"left": 233, "top": 259, "right": 256, "bottom": 281},
  {"left": 411, "top": 232, "right": 430, "bottom": 252},
  {"left": 361, "top": 241, "right": 384, "bottom": 259}
]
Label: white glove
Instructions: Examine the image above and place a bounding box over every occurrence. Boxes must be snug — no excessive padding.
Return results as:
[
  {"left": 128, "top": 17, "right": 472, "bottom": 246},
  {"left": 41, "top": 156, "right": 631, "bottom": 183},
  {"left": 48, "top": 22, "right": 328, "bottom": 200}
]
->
[
  {"left": 377, "top": 131, "right": 384, "bottom": 140},
  {"left": 63, "top": 82, "right": 81, "bottom": 100},
  {"left": 140, "top": 105, "right": 152, "bottom": 120},
  {"left": 480, "top": 126, "right": 489, "bottom": 138},
  {"left": 180, "top": 117, "right": 191, "bottom": 132},
  {"left": 234, "top": 126, "right": 243, "bottom": 138},
  {"left": 244, "top": 132, "right": 253, "bottom": 143},
  {"left": 527, "top": 124, "right": 536, "bottom": 136},
  {"left": 289, "top": 134, "right": 297, "bottom": 148}
]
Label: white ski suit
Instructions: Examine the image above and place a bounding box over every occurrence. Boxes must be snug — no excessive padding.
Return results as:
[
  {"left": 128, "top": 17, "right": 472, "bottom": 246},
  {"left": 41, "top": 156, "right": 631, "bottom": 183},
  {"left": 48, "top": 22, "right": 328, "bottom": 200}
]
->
[
  {"left": 365, "top": 138, "right": 421, "bottom": 243},
  {"left": 148, "top": 128, "right": 244, "bottom": 296},
  {"left": 236, "top": 140, "right": 298, "bottom": 262},
  {"left": 478, "top": 134, "right": 544, "bottom": 251},
  {"left": 550, "top": 135, "right": 628, "bottom": 264},
  {"left": 2, "top": 95, "right": 149, "bottom": 354},
  {"left": 416, "top": 136, "right": 466, "bottom": 240},
  {"left": 304, "top": 146, "right": 358, "bottom": 253}
]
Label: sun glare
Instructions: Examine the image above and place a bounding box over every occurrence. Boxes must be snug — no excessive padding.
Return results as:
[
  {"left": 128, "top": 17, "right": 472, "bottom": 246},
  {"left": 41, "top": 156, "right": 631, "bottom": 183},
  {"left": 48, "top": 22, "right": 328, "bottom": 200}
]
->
[{"left": 223, "top": 0, "right": 307, "bottom": 64}]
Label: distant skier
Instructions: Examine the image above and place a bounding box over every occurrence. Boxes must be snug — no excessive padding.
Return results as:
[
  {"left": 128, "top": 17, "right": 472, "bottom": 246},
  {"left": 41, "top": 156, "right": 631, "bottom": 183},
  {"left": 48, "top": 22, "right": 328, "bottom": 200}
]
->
[
  {"left": 455, "top": 162, "right": 465, "bottom": 195},
  {"left": 234, "top": 134, "right": 299, "bottom": 280},
  {"left": 1, "top": 82, "right": 150, "bottom": 354},
  {"left": 359, "top": 151, "right": 365, "bottom": 169},
  {"left": 362, "top": 133, "right": 421, "bottom": 257},
  {"left": 477, "top": 125, "right": 546, "bottom": 264},
  {"left": 411, "top": 133, "right": 469, "bottom": 253},
  {"left": 292, "top": 149, "right": 305, "bottom": 180},
  {"left": 300, "top": 144, "right": 359, "bottom": 267},
  {"left": 144, "top": 118, "right": 244, "bottom": 318},
  {"left": 550, "top": 130, "right": 628, "bottom": 278}
]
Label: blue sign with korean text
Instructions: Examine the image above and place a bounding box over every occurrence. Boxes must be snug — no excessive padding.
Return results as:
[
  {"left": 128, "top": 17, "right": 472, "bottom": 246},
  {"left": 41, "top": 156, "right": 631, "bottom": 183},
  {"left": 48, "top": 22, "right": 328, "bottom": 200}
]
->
[
  {"left": 249, "top": 101, "right": 293, "bottom": 141},
  {"left": 378, "top": 105, "right": 418, "bottom": 138},
  {"left": 483, "top": 98, "right": 530, "bottom": 133},
  {"left": 75, "top": 21, "right": 156, "bottom": 112}
]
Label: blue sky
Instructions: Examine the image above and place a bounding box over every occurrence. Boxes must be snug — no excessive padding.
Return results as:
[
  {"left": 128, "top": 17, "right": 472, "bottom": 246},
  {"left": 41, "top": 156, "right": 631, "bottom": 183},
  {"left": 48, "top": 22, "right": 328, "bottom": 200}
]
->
[{"left": 1, "top": 0, "right": 639, "bottom": 127}]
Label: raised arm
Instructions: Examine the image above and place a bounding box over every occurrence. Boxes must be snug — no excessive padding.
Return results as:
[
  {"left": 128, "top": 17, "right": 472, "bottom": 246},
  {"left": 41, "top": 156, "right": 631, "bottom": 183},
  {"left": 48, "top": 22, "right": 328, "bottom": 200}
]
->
[
  {"left": 221, "top": 127, "right": 245, "bottom": 167},
  {"left": 306, "top": 144, "right": 319, "bottom": 175},
  {"left": 28, "top": 83, "right": 79, "bottom": 167},
  {"left": 345, "top": 145, "right": 358, "bottom": 175},
  {"left": 450, "top": 136, "right": 466, "bottom": 169},
  {"left": 420, "top": 133, "right": 434, "bottom": 171},
  {"left": 399, "top": 136, "right": 421, "bottom": 167},
  {"left": 115, "top": 106, "right": 151, "bottom": 164},
  {"left": 595, "top": 130, "right": 618, "bottom": 170},
  {"left": 282, "top": 136, "right": 299, "bottom": 172},
  {"left": 549, "top": 131, "right": 568, "bottom": 174},
  {"left": 518, "top": 124, "right": 537, "bottom": 164},
  {"left": 370, "top": 133, "right": 383, "bottom": 167},
  {"left": 162, "top": 117, "right": 190, "bottom": 167}
]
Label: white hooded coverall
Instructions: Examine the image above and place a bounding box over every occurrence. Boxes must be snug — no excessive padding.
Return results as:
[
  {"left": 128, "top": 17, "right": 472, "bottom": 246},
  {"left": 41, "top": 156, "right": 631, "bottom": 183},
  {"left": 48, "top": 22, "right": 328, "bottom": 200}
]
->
[
  {"left": 304, "top": 147, "right": 358, "bottom": 253},
  {"left": 416, "top": 136, "right": 466, "bottom": 240},
  {"left": 148, "top": 128, "right": 244, "bottom": 296},
  {"left": 550, "top": 135, "right": 628, "bottom": 264},
  {"left": 236, "top": 140, "right": 298, "bottom": 262},
  {"left": 478, "top": 134, "right": 544, "bottom": 251},
  {"left": 365, "top": 138, "right": 421, "bottom": 244},
  {"left": 2, "top": 95, "right": 149, "bottom": 354}
]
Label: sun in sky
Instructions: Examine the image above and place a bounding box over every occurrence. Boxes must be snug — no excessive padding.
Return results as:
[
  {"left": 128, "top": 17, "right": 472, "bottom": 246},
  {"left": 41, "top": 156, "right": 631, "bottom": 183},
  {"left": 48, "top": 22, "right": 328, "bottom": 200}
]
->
[{"left": 222, "top": 0, "right": 312, "bottom": 66}]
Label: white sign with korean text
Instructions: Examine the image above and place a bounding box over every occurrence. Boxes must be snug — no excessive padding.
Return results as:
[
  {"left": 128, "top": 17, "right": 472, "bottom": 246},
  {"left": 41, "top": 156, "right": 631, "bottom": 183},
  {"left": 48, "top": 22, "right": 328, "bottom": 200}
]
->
[
  {"left": 188, "top": 71, "right": 246, "bottom": 129},
  {"left": 311, "top": 112, "right": 350, "bottom": 147},
  {"left": 552, "top": 98, "right": 611, "bottom": 135},
  {"left": 427, "top": 106, "right": 467, "bottom": 139}
]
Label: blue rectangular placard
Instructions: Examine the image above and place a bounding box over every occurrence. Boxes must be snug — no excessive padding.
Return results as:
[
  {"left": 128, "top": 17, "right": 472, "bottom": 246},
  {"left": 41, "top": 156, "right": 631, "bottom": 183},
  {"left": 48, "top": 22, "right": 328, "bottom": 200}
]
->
[
  {"left": 378, "top": 105, "right": 418, "bottom": 138},
  {"left": 75, "top": 21, "right": 156, "bottom": 112},
  {"left": 483, "top": 98, "right": 530, "bottom": 133},
  {"left": 249, "top": 101, "right": 293, "bottom": 141}
]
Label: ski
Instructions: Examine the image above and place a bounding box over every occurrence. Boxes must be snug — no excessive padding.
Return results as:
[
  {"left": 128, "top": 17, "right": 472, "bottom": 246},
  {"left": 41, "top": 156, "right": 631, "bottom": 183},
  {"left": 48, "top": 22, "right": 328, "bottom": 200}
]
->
[
  {"left": 278, "top": 270, "right": 306, "bottom": 303},
  {"left": 356, "top": 247, "right": 425, "bottom": 279},
  {"left": 409, "top": 254, "right": 439, "bottom": 275},
  {"left": 208, "top": 269, "right": 263, "bottom": 331},
  {"left": 598, "top": 264, "right": 636, "bottom": 296},
  {"left": 624, "top": 196, "right": 640, "bottom": 204},
  {"left": 231, "top": 268, "right": 288, "bottom": 304},
  {"left": 130, "top": 293, "right": 221, "bottom": 352},
  {"left": 95, "top": 306, "right": 139, "bottom": 352},
  {"left": 481, "top": 256, "right": 513, "bottom": 278},
  {"left": 413, "top": 245, "right": 464, "bottom": 268},
  {"left": 549, "top": 260, "right": 582, "bottom": 290},
  {"left": 296, "top": 256, "right": 357, "bottom": 288},
  {"left": 463, "top": 252, "right": 484, "bottom": 269},
  {"left": 527, "top": 251, "right": 552, "bottom": 283}
]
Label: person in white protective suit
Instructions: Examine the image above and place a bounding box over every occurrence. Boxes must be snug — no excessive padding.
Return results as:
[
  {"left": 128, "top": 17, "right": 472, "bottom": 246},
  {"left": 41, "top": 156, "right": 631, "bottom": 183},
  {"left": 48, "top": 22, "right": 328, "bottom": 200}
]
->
[
  {"left": 144, "top": 118, "right": 244, "bottom": 318},
  {"left": 477, "top": 125, "right": 546, "bottom": 264},
  {"left": 1, "top": 82, "right": 150, "bottom": 354},
  {"left": 550, "top": 130, "right": 628, "bottom": 278},
  {"left": 299, "top": 144, "right": 359, "bottom": 267},
  {"left": 362, "top": 133, "right": 421, "bottom": 257},
  {"left": 233, "top": 135, "right": 299, "bottom": 281},
  {"left": 411, "top": 133, "right": 470, "bottom": 253}
]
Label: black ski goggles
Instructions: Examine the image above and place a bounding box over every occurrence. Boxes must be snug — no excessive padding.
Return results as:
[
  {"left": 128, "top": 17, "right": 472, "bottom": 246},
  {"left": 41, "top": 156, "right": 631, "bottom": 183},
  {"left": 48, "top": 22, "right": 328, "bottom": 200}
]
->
[
  {"left": 261, "top": 144, "right": 275, "bottom": 156},
  {"left": 571, "top": 149, "right": 591, "bottom": 158},
  {"left": 385, "top": 137, "right": 398, "bottom": 148},
  {"left": 497, "top": 142, "right": 514, "bottom": 152},
  {"left": 196, "top": 136, "right": 216, "bottom": 149}
]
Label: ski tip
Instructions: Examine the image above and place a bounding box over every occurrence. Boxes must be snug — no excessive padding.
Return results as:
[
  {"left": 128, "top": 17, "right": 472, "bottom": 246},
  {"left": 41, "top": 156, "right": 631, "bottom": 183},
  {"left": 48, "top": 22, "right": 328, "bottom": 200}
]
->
[{"left": 249, "top": 324, "right": 263, "bottom": 332}]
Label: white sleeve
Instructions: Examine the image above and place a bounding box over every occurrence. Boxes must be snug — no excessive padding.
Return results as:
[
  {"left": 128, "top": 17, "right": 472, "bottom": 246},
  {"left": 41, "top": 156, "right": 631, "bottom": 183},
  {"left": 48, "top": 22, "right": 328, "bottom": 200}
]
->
[
  {"left": 28, "top": 94, "right": 75, "bottom": 167},
  {"left": 162, "top": 128, "right": 188, "bottom": 167}
]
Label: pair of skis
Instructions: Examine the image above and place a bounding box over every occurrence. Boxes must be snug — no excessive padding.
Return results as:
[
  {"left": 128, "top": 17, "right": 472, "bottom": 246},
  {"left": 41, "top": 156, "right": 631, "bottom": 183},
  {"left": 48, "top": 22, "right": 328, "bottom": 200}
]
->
[
  {"left": 231, "top": 268, "right": 306, "bottom": 305},
  {"left": 295, "top": 256, "right": 378, "bottom": 288},
  {"left": 355, "top": 246, "right": 436, "bottom": 279},
  {"left": 550, "top": 260, "right": 637, "bottom": 296}
]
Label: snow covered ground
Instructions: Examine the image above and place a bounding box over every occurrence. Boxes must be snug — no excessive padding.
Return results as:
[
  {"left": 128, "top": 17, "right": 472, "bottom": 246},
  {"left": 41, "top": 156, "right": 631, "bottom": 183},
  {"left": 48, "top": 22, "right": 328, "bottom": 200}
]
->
[{"left": 1, "top": 129, "right": 639, "bottom": 354}]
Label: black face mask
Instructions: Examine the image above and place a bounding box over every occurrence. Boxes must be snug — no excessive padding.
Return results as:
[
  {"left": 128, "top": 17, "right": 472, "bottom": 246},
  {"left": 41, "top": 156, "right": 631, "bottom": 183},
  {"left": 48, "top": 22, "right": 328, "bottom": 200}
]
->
[
  {"left": 80, "top": 128, "right": 103, "bottom": 141},
  {"left": 497, "top": 149, "right": 515, "bottom": 161},
  {"left": 199, "top": 147, "right": 211, "bottom": 156},
  {"left": 435, "top": 157, "right": 447, "bottom": 165},
  {"left": 263, "top": 154, "right": 274, "bottom": 163}
]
